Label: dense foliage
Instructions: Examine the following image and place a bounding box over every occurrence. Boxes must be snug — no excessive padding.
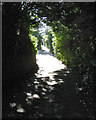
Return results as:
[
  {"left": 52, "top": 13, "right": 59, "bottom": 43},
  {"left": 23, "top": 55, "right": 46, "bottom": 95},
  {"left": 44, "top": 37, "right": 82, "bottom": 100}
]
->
[{"left": 50, "top": 3, "right": 95, "bottom": 118}]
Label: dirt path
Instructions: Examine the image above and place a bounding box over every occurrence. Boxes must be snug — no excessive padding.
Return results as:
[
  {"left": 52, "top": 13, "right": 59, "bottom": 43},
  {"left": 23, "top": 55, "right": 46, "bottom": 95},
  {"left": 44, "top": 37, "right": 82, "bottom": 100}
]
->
[{"left": 3, "top": 46, "right": 89, "bottom": 118}]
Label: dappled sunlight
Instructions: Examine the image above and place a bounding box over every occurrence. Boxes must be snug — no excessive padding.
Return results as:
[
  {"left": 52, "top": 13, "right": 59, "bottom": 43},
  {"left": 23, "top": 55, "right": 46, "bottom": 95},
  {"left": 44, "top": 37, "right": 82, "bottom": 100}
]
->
[
  {"left": 17, "top": 107, "right": 25, "bottom": 113},
  {"left": 10, "top": 103, "right": 17, "bottom": 108},
  {"left": 8, "top": 46, "right": 70, "bottom": 118},
  {"left": 26, "top": 93, "right": 32, "bottom": 96},
  {"left": 7, "top": 46, "right": 87, "bottom": 118},
  {"left": 46, "top": 80, "right": 58, "bottom": 86},
  {"left": 33, "top": 94, "right": 40, "bottom": 99},
  {"left": 16, "top": 104, "right": 25, "bottom": 113}
]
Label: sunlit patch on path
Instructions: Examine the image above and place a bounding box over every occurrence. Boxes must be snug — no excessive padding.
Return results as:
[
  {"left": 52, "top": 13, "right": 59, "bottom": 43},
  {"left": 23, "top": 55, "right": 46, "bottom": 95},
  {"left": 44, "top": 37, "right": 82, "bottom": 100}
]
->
[
  {"left": 36, "top": 45, "right": 67, "bottom": 80},
  {"left": 6, "top": 46, "right": 88, "bottom": 118}
]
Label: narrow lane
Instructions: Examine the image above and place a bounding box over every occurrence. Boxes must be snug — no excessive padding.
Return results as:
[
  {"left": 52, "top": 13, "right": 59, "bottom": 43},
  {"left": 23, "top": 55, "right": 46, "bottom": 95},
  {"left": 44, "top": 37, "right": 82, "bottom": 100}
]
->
[{"left": 4, "top": 46, "right": 88, "bottom": 118}]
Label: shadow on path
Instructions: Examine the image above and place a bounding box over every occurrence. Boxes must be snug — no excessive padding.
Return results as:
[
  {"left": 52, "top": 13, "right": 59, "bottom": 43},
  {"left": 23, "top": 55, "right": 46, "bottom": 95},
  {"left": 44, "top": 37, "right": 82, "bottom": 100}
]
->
[{"left": 3, "top": 48, "right": 89, "bottom": 119}]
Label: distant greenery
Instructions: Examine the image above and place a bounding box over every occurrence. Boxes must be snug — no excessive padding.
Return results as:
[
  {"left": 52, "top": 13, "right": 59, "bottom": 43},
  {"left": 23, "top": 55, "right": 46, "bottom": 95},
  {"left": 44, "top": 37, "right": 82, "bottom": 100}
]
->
[
  {"left": 29, "top": 26, "right": 43, "bottom": 50},
  {"left": 42, "top": 28, "right": 54, "bottom": 54}
]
